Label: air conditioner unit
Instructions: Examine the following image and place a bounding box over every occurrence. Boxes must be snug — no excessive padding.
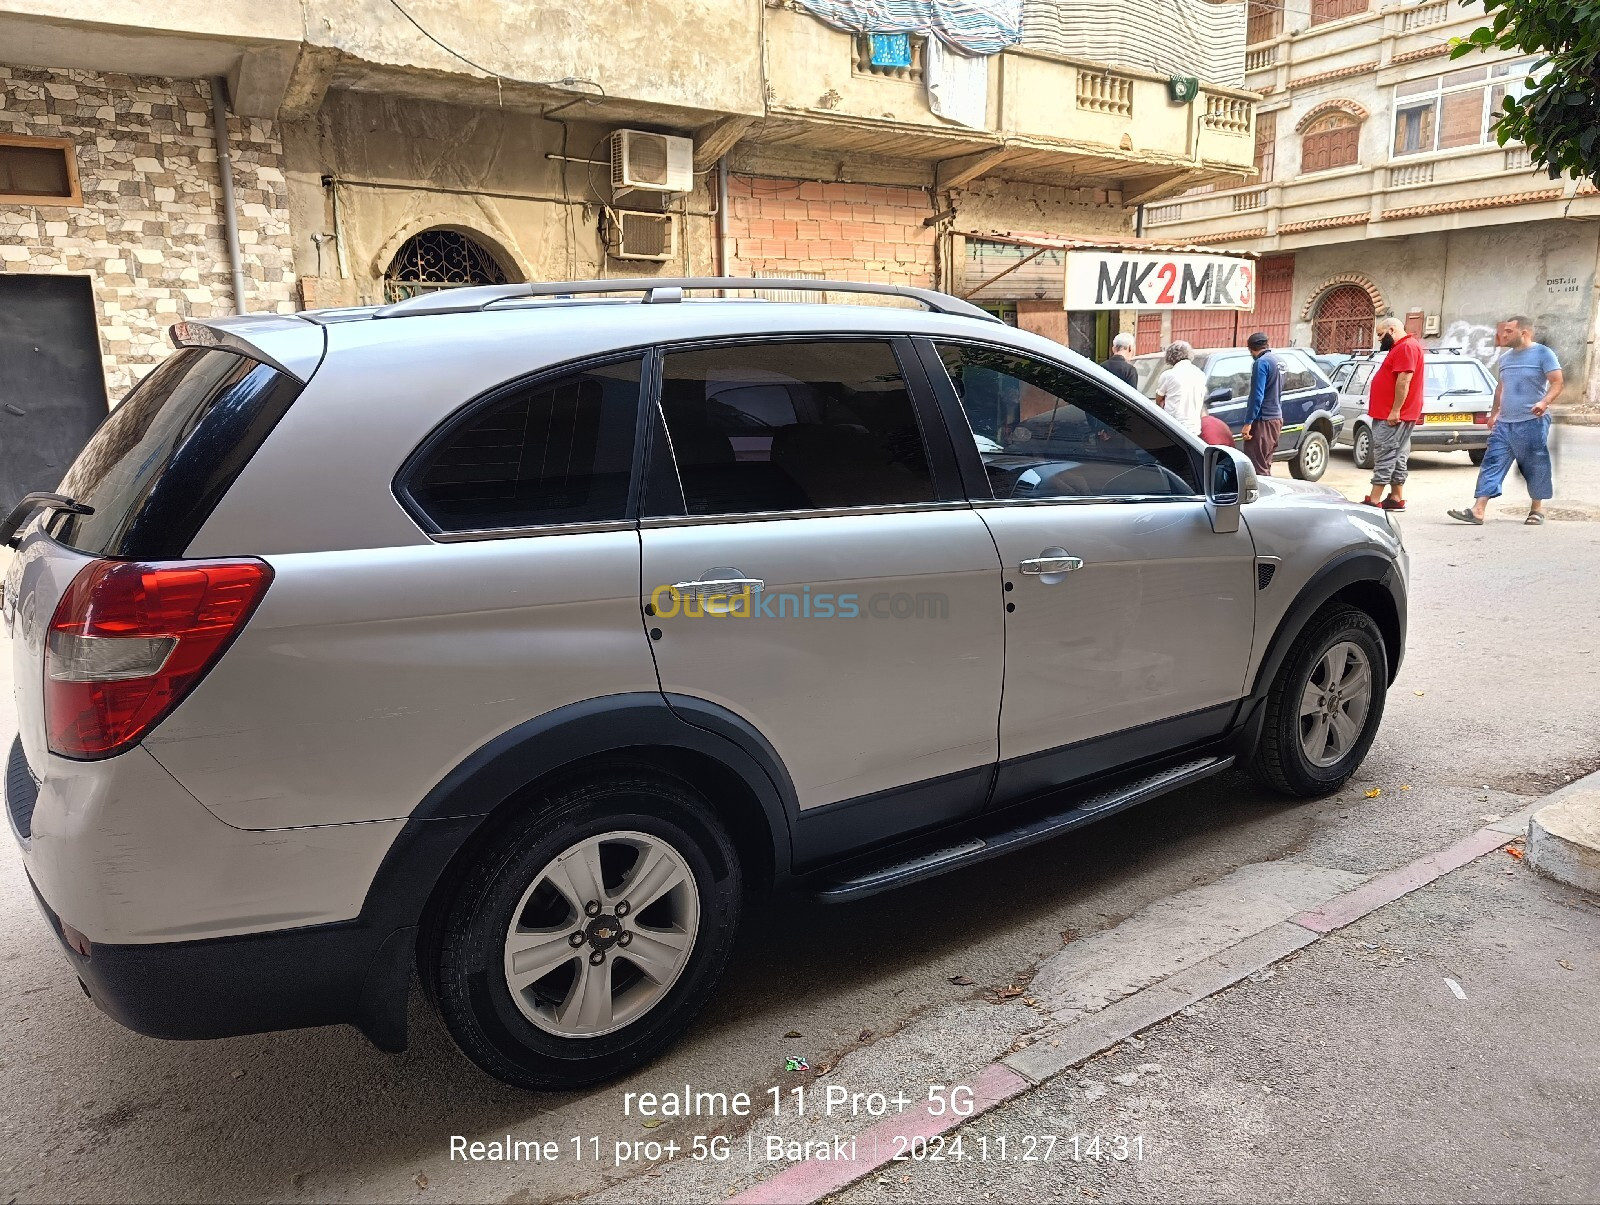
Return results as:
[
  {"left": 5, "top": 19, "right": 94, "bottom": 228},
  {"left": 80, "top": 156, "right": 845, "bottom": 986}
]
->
[
  {"left": 608, "top": 209, "right": 677, "bottom": 262},
  {"left": 610, "top": 129, "right": 694, "bottom": 196}
]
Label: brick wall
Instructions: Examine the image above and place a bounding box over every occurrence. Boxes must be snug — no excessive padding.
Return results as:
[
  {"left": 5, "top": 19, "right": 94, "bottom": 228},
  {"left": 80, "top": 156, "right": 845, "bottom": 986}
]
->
[
  {"left": 0, "top": 66, "right": 295, "bottom": 398},
  {"left": 727, "top": 175, "right": 936, "bottom": 286}
]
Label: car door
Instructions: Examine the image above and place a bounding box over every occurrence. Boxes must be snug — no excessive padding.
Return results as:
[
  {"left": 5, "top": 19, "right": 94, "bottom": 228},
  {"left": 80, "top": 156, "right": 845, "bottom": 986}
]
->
[
  {"left": 1277, "top": 349, "right": 1326, "bottom": 445},
  {"left": 638, "top": 336, "right": 1004, "bottom": 859},
  {"left": 921, "top": 339, "right": 1258, "bottom": 800},
  {"left": 1204, "top": 352, "right": 1254, "bottom": 436},
  {"left": 1344, "top": 360, "right": 1377, "bottom": 428}
]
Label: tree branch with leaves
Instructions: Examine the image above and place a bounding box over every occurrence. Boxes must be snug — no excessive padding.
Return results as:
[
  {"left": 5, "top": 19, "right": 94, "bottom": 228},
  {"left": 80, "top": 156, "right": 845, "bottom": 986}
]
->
[{"left": 1452, "top": 0, "right": 1600, "bottom": 185}]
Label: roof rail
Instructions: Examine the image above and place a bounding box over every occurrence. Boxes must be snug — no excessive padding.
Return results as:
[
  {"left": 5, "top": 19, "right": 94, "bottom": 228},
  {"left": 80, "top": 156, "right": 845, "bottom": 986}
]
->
[{"left": 370, "top": 277, "right": 1002, "bottom": 323}]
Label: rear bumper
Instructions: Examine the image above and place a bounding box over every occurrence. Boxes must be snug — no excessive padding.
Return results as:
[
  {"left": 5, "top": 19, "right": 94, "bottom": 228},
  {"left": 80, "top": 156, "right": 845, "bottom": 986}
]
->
[
  {"left": 1338, "top": 422, "right": 1486, "bottom": 451},
  {"left": 26, "top": 872, "right": 415, "bottom": 1050},
  {"left": 8, "top": 735, "right": 483, "bottom": 1050},
  {"left": 1410, "top": 427, "right": 1488, "bottom": 450}
]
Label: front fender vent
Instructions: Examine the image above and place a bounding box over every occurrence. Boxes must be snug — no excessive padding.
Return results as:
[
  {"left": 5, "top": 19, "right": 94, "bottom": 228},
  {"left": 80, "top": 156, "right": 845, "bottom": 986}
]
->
[{"left": 1256, "top": 559, "right": 1279, "bottom": 591}]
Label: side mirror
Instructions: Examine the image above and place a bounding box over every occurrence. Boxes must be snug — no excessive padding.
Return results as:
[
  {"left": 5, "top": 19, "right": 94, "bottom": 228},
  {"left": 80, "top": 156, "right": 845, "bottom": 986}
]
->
[
  {"left": 1204, "top": 445, "right": 1257, "bottom": 534},
  {"left": 1205, "top": 386, "right": 1232, "bottom": 406}
]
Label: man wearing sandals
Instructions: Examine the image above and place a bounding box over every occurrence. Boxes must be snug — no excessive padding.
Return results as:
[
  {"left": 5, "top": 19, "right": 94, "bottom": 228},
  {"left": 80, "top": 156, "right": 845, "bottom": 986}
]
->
[{"left": 1448, "top": 316, "right": 1561, "bottom": 526}]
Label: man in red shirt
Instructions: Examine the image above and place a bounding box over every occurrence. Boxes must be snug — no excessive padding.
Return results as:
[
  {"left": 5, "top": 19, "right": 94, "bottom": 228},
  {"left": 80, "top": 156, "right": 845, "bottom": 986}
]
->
[{"left": 1362, "top": 315, "right": 1425, "bottom": 510}]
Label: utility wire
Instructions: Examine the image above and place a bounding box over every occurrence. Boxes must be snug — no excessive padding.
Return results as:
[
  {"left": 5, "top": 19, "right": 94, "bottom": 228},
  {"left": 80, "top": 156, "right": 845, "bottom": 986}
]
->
[{"left": 382, "top": 0, "right": 607, "bottom": 96}]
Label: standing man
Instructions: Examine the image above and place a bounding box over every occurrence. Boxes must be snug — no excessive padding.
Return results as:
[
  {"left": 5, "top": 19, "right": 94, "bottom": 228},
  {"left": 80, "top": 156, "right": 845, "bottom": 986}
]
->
[
  {"left": 1240, "top": 331, "right": 1283, "bottom": 474},
  {"left": 1101, "top": 332, "right": 1139, "bottom": 389},
  {"left": 1362, "top": 315, "right": 1424, "bottom": 511},
  {"left": 1448, "top": 315, "right": 1562, "bottom": 526},
  {"left": 1154, "top": 340, "right": 1207, "bottom": 437}
]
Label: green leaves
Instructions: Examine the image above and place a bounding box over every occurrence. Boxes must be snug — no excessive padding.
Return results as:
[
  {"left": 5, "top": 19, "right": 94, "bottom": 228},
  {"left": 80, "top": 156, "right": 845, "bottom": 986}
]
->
[{"left": 1453, "top": 0, "right": 1600, "bottom": 186}]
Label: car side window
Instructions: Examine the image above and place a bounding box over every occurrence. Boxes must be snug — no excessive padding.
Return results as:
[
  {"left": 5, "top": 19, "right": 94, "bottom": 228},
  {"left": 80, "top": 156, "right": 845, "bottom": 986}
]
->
[
  {"left": 1208, "top": 356, "right": 1253, "bottom": 400},
  {"left": 1349, "top": 362, "right": 1377, "bottom": 397},
  {"left": 1330, "top": 363, "right": 1355, "bottom": 391},
  {"left": 933, "top": 342, "right": 1197, "bottom": 501},
  {"left": 1280, "top": 352, "right": 1317, "bottom": 393},
  {"left": 652, "top": 339, "right": 936, "bottom": 516},
  {"left": 404, "top": 356, "right": 643, "bottom": 533}
]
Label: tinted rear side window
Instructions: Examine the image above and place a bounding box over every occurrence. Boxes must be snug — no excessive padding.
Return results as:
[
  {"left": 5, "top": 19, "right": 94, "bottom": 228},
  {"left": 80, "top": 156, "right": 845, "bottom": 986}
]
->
[
  {"left": 652, "top": 340, "right": 935, "bottom": 516},
  {"left": 405, "top": 357, "right": 643, "bottom": 533},
  {"left": 53, "top": 348, "right": 301, "bottom": 558}
]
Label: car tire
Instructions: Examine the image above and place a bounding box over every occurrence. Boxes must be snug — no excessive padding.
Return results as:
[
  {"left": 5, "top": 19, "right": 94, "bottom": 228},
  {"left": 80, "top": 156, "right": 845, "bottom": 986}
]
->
[
  {"left": 1468, "top": 448, "right": 1486, "bottom": 466},
  {"left": 428, "top": 773, "right": 742, "bottom": 1090},
  {"left": 1351, "top": 425, "right": 1374, "bottom": 471},
  {"left": 1289, "top": 429, "right": 1330, "bottom": 481},
  {"left": 1250, "top": 605, "right": 1387, "bottom": 798}
]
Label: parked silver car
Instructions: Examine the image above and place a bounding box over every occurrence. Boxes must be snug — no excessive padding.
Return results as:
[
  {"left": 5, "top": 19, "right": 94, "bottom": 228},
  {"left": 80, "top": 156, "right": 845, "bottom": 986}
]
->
[
  {"left": 1330, "top": 348, "right": 1495, "bottom": 469},
  {"left": 3, "top": 278, "right": 1407, "bottom": 1090}
]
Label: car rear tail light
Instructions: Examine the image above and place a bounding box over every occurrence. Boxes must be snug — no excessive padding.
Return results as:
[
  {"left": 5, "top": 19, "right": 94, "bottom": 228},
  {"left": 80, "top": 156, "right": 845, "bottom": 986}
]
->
[
  {"left": 45, "top": 559, "right": 273, "bottom": 759},
  {"left": 1473, "top": 412, "right": 1489, "bottom": 425}
]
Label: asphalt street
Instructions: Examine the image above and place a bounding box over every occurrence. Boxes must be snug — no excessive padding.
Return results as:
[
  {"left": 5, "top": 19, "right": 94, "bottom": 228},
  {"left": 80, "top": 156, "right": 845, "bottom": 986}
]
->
[{"left": 1, "top": 430, "right": 1598, "bottom": 1204}]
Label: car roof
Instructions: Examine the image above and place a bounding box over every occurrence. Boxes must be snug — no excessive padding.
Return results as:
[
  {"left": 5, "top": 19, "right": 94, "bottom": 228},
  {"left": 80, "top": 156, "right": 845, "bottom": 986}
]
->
[{"left": 180, "top": 293, "right": 1125, "bottom": 402}]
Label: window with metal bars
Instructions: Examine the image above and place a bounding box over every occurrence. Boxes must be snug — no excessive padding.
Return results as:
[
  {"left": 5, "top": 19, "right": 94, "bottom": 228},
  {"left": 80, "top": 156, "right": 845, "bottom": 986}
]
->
[{"left": 383, "top": 228, "right": 510, "bottom": 303}]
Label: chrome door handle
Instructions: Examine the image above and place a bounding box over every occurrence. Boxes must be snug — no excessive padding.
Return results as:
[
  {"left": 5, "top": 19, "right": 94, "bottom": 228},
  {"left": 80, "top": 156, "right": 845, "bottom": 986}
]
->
[
  {"left": 1019, "top": 556, "right": 1083, "bottom": 575},
  {"left": 671, "top": 577, "right": 765, "bottom": 596}
]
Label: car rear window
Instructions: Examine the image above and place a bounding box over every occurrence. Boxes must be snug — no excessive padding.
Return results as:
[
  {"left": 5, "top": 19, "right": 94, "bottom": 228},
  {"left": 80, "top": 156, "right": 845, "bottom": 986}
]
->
[
  {"left": 1425, "top": 361, "right": 1493, "bottom": 395},
  {"left": 52, "top": 348, "right": 302, "bottom": 558}
]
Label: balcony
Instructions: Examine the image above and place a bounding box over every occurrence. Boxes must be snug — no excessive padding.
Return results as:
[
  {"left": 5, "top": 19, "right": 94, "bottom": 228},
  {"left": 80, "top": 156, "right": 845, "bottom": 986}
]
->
[
  {"left": 1143, "top": 140, "right": 1596, "bottom": 249},
  {"left": 759, "top": 4, "right": 1258, "bottom": 198}
]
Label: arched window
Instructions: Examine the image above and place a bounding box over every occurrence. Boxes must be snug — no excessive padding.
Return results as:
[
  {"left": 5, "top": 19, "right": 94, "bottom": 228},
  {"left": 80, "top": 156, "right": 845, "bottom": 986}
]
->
[
  {"left": 1311, "top": 284, "right": 1376, "bottom": 354},
  {"left": 383, "top": 228, "right": 509, "bottom": 303},
  {"left": 1301, "top": 111, "right": 1361, "bottom": 174}
]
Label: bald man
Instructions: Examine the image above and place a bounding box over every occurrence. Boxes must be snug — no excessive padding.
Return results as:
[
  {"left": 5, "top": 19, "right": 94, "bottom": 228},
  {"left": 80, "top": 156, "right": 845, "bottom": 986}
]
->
[{"left": 1362, "top": 316, "right": 1423, "bottom": 511}]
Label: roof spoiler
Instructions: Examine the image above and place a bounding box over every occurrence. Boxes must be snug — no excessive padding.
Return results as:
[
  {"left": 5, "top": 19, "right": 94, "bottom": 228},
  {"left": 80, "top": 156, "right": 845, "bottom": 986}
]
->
[{"left": 169, "top": 318, "right": 321, "bottom": 383}]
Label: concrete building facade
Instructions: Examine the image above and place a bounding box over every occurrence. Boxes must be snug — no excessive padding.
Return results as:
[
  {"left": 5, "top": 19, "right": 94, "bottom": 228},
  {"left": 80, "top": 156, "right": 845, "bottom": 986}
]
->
[
  {"left": 1, "top": 0, "right": 1260, "bottom": 498},
  {"left": 1145, "top": 0, "right": 1600, "bottom": 405}
]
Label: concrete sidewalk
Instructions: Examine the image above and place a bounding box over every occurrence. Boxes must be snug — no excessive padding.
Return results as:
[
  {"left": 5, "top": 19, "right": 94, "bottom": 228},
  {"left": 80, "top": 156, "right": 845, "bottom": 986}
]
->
[{"left": 834, "top": 851, "right": 1600, "bottom": 1205}]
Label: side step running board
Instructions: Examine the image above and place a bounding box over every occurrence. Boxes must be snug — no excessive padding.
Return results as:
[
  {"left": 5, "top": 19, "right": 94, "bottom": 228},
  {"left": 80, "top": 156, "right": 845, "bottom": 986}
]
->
[{"left": 814, "top": 755, "right": 1234, "bottom": 904}]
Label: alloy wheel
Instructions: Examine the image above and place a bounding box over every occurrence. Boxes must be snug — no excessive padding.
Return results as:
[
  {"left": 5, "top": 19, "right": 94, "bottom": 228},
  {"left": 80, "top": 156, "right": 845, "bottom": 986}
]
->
[
  {"left": 502, "top": 830, "right": 701, "bottom": 1038},
  {"left": 1298, "top": 641, "right": 1374, "bottom": 768}
]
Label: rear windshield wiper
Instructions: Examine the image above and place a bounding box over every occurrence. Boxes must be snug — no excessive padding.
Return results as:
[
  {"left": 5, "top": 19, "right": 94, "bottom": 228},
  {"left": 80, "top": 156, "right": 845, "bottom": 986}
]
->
[
  {"left": 1437, "top": 388, "right": 1485, "bottom": 396},
  {"left": 0, "top": 492, "right": 94, "bottom": 548}
]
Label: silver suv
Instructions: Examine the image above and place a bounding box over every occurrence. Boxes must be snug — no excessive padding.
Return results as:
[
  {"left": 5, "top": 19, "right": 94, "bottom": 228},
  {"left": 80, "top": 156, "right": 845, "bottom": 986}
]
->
[{"left": 3, "top": 278, "right": 1407, "bottom": 1090}]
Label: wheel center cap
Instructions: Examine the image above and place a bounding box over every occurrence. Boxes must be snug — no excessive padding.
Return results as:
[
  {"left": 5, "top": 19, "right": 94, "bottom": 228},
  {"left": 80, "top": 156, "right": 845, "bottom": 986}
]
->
[{"left": 587, "top": 914, "right": 623, "bottom": 951}]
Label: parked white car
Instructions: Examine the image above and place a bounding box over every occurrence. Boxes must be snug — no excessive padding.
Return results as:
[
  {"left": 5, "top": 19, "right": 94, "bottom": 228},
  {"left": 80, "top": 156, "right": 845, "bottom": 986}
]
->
[{"left": 1329, "top": 349, "right": 1495, "bottom": 469}]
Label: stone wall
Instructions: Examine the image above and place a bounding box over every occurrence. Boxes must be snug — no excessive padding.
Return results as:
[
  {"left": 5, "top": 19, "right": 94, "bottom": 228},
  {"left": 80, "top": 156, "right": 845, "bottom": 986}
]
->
[{"left": 0, "top": 66, "right": 295, "bottom": 399}]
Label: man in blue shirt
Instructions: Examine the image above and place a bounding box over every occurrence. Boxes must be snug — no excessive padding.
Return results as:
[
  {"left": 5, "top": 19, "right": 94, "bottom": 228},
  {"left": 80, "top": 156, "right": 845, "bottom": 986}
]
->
[
  {"left": 1241, "top": 332, "right": 1283, "bottom": 474},
  {"left": 1448, "top": 315, "right": 1562, "bottom": 526}
]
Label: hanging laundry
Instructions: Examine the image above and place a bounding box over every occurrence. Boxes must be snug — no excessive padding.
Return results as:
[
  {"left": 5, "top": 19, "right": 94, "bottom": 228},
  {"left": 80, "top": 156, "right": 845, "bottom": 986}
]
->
[
  {"left": 926, "top": 37, "right": 989, "bottom": 129},
  {"left": 790, "top": 0, "right": 1023, "bottom": 57}
]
